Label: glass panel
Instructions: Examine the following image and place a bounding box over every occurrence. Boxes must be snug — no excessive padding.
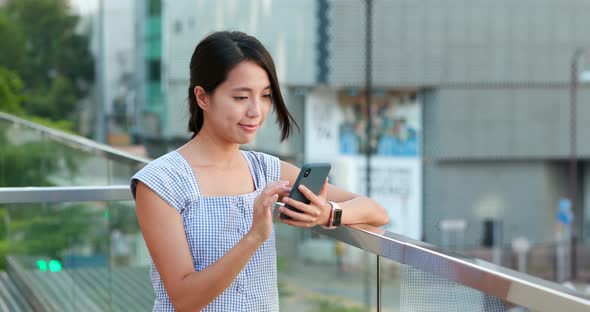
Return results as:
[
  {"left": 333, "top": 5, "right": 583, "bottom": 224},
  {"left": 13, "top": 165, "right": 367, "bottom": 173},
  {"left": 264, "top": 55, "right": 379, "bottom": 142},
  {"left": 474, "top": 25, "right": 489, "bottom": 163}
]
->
[
  {"left": 2, "top": 200, "right": 153, "bottom": 311},
  {"left": 108, "top": 201, "right": 154, "bottom": 311},
  {"left": 108, "top": 158, "right": 144, "bottom": 186},
  {"left": 0, "top": 116, "right": 147, "bottom": 188},
  {"left": 395, "top": 262, "right": 530, "bottom": 312},
  {"left": 0, "top": 119, "right": 51, "bottom": 187},
  {"left": 379, "top": 257, "right": 402, "bottom": 310},
  {"left": 276, "top": 225, "right": 377, "bottom": 311}
]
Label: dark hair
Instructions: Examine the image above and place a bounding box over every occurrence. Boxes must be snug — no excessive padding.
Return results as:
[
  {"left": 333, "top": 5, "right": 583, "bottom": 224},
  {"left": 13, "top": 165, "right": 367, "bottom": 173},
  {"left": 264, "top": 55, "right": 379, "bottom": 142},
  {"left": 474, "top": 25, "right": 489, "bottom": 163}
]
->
[{"left": 187, "top": 31, "right": 298, "bottom": 141}]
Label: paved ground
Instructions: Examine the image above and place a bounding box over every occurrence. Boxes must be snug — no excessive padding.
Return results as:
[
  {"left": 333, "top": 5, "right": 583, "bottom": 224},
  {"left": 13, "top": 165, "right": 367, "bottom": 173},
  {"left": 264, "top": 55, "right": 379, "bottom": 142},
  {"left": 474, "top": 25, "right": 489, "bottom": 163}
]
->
[{"left": 278, "top": 261, "right": 401, "bottom": 312}]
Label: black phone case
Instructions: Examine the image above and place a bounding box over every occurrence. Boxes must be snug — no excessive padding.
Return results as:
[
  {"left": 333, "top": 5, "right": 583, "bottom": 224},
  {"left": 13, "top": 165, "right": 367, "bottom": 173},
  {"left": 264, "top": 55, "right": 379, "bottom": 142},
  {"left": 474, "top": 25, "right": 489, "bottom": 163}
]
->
[{"left": 280, "top": 163, "right": 331, "bottom": 220}]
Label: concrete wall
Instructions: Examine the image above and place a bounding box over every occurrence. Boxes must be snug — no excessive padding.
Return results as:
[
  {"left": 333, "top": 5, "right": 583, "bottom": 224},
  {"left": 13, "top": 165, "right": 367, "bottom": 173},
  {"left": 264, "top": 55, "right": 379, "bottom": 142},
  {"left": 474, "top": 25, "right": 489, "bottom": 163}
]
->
[
  {"left": 329, "top": 0, "right": 590, "bottom": 86},
  {"left": 423, "top": 160, "right": 571, "bottom": 246},
  {"left": 423, "top": 88, "right": 590, "bottom": 159}
]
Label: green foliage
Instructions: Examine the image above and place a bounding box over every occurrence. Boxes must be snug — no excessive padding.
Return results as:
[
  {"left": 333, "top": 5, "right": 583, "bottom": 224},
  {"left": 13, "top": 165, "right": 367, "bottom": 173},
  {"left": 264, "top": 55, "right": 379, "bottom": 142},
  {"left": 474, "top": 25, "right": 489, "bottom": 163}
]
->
[
  {"left": 0, "top": 67, "right": 74, "bottom": 132},
  {"left": 0, "top": 126, "right": 99, "bottom": 270},
  {"left": 7, "top": 203, "right": 107, "bottom": 259},
  {"left": 0, "top": 127, "right": 80, "bottom": 187},
  {"left": 310, "top": 298, "right": 369, "bottom": 312},
  {"left": 108, "top": 202, "right": 141, "bottom": 234},
  {"left": 0, "top": 0, "right": 97, "bottom": 270},
  {"left": 24, "top": 74, "right": 78, "bottom": 121},
  {"left": 0, "top": 12, "right": 25, "bottom": 72},
  {"left": 1, "top": 0, "right": 94, "bottom": 122},
  {"left": 19, "top": 115, "right": 74, "bottom": 133},
  {"left": 0, "top": 67, "right": 25, "bottom": 115}
]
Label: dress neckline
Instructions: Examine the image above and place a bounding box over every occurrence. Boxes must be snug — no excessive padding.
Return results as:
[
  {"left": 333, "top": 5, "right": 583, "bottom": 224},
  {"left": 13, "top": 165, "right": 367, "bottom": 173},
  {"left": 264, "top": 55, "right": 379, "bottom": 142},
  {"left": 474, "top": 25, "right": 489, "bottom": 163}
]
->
[{"left": 172, "top": 150, "right": 259, "bottom": 199}]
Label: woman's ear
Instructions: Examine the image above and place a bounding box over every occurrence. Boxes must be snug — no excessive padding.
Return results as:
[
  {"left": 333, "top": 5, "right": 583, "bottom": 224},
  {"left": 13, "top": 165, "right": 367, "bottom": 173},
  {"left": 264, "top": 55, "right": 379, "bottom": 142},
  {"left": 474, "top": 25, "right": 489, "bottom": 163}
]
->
[{"left": 194, "top": 86, "right": 209, "bottom": 111}]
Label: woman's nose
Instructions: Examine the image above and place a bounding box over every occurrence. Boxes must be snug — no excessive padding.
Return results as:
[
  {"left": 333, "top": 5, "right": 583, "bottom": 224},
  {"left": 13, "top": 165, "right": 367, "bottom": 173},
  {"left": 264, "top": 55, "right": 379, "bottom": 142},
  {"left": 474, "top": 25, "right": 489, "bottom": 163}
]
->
[{"left": 246, "top": 98, "right": 262, "bottom": 117}]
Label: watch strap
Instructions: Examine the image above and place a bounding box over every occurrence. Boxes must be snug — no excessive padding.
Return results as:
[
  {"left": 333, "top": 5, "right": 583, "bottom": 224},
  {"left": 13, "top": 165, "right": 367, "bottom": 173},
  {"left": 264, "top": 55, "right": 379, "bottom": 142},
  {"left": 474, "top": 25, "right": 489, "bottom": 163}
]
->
[{"left": 321, "top": 201, "right": 341, "bottom": 230}]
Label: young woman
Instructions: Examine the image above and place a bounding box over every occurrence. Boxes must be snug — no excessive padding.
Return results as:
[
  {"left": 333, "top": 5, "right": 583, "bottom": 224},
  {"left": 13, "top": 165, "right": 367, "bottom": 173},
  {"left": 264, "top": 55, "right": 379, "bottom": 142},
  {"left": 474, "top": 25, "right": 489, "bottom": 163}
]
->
[{"left": 131, "top": 31, "right": 388, "bottom": 312}]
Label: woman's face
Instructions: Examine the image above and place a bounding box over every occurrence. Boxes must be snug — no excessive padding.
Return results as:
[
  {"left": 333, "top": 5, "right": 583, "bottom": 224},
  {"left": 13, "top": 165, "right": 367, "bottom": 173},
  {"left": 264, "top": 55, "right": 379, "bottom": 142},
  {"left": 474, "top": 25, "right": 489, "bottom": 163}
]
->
[{"left": 202, "top": 61, "right": 273, "bottom": 144}]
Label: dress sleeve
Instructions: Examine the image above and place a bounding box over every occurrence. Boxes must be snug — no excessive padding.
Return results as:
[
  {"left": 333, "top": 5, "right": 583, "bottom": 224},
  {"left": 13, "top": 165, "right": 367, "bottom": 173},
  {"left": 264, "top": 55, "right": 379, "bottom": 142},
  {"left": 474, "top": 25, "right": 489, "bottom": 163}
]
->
[
  {"left": 130, "top": 158, "right": 187, "bottom": 214},
  {"left": 251, "top": 151, "right": 281, "bottom": 185}
]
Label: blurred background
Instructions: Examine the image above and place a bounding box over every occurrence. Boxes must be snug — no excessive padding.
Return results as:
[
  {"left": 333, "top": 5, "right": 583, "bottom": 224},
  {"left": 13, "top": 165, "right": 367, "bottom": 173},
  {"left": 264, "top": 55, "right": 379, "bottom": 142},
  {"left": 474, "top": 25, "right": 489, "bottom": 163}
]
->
[{"left": 1, "top": 0, "right": 590, "bottom": 311}]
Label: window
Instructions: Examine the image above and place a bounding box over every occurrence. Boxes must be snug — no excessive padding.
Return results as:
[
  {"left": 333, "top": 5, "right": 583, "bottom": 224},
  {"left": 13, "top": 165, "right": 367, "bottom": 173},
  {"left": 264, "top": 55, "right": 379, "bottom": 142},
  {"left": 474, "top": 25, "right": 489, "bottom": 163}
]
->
[
  {"left": 148, "top": 60, "right": 161, "bottom": 82},
  {"left": 148, "top": 0, "right": 161, "bottom": 17}
]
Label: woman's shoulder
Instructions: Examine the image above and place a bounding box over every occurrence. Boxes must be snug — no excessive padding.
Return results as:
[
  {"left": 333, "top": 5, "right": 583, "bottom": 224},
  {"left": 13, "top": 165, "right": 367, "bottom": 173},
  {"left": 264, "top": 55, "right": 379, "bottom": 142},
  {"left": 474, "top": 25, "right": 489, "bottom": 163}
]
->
[
  {"left": 133, "top": 150, "right": 186, "bottom": 180},
  {"left": 242, "top": 150, "right": 281, "bottom": 167},
  {"left": 130, "top": 150, "right": 193, "bottom": 212},
  {"left": 242, "top": 150, "right": 281, "bottom": 183}
]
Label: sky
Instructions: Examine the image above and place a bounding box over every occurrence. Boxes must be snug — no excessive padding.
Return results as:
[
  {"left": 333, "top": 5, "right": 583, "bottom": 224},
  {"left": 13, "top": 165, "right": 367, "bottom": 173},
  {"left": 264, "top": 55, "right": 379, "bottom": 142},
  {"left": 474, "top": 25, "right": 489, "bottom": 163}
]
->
[{"left": 70, "top": 0, "right": 98, "bottom": 16}]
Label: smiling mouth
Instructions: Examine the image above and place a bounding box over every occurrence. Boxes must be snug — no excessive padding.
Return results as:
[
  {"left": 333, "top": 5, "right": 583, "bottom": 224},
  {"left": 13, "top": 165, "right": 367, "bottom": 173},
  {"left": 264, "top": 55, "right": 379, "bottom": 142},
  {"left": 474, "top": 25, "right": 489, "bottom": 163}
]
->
[{"left": 238, "top": 123, "right": 258, "bottom": 132}]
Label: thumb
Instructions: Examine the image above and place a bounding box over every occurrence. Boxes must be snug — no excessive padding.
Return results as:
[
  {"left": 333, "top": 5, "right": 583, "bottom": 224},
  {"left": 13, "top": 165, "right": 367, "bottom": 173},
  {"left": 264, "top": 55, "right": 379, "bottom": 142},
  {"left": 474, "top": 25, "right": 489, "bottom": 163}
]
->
[{"left": 267, "top": 194, "right": 279, "bottom": 207}]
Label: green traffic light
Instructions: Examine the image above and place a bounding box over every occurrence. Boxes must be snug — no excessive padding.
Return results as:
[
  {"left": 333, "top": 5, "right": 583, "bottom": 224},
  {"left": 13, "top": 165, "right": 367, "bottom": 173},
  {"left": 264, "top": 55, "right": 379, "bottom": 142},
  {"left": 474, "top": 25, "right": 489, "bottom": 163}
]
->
[
  {"left": 36, "top": 259, "right": 48, "bottom": 272},
  {"left": 49, "top": 260, "right": 62, "bottom": 272}
]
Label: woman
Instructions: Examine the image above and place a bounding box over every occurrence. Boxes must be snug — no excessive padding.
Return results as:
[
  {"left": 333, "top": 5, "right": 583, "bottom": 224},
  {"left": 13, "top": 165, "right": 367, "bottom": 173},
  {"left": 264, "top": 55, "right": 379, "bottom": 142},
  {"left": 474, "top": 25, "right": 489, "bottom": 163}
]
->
[{"left": 131, "top": 31, "right": 388, "bottom": 311}]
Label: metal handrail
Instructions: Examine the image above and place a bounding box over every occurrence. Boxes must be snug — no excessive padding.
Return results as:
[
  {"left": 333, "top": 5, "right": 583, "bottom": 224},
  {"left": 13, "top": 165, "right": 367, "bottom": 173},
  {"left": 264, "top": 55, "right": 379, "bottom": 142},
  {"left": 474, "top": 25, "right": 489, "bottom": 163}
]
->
[
  {"left": 0, "top": 186, "right": 132, "bottom": 203},
  {"left": 1, "top": 186, "right": 589, "bottom": 311},
  {"left": 316, "top": 225, "right": 590, "bottom": 312}
]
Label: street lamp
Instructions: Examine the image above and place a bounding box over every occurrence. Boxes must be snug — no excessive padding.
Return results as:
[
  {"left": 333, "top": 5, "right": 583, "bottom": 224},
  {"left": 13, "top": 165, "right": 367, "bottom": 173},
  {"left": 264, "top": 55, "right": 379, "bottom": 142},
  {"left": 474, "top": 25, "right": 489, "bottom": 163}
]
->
[{"left": 566, "top": 47, "right": 590, "bottom": 282}]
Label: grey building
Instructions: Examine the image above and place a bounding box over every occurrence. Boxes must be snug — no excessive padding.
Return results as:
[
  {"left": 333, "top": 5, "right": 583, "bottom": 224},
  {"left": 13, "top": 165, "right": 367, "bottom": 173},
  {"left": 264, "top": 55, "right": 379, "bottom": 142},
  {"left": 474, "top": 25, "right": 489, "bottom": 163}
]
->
[{"left": 327, "top": 0, "right": 590, "bottom": 246}]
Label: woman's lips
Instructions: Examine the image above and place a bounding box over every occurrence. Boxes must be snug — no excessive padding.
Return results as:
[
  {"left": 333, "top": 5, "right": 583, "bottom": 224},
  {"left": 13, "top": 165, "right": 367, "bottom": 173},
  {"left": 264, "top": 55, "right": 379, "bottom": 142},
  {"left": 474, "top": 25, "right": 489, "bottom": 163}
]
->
[{"left": 238, "top": 123, "right": 258, "bottom": 132}]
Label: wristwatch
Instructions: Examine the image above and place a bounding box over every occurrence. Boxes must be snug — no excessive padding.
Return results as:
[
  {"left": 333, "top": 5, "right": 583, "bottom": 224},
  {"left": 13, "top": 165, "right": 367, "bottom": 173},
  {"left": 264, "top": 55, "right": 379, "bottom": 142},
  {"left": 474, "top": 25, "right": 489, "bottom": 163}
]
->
[{"left": 321, "top": 201, "right": 342, "bottom": 230}]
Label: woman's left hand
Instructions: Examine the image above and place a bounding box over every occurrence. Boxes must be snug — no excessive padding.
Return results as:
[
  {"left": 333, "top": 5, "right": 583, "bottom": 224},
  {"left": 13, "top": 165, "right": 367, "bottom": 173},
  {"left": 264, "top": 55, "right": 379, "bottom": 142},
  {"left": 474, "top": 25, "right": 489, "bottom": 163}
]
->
[{"left": 278, "top": 178, "right": 331, "bottom": 228}]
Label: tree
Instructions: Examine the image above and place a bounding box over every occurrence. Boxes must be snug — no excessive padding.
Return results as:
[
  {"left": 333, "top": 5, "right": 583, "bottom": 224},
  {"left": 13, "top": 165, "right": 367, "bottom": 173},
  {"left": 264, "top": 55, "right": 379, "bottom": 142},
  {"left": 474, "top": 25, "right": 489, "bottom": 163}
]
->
[
  {"left": 0, "top": 67, "right": 25, "bottom": 115},
  {"left": 0, "top": 0, "right": 99, "bottom": 270},
  {"left": 2, "top": 0, "right": 94, "bottom": 122},
  {"left": 0, "top": 12, "right": 25, "bottom": 73}
]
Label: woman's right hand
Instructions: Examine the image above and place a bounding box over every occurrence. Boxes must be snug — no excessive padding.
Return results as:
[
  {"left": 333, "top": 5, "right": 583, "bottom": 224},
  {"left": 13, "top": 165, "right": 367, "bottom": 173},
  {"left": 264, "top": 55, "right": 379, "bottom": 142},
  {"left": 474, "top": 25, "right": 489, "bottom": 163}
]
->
[{"left": 249, "top": 180, "right": 291, "bottom": 243}]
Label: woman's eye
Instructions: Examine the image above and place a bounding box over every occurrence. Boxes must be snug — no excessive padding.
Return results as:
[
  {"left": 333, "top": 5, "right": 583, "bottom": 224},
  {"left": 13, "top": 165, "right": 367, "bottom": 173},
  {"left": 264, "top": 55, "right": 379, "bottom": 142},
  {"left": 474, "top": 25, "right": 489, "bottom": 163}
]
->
[
  {"left": 262, "top": 94, "right": 272, "bottom": 99},
  {"left": 234, "top": 96, "right": 248, "bottom": 101}
]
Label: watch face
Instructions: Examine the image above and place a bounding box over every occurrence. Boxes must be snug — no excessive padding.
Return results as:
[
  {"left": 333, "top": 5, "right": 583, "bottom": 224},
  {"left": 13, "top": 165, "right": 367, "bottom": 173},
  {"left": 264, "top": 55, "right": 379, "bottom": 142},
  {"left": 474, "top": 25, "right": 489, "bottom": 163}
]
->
[{"left": 333, "top": 209, "right": 342, "bottom": 226}]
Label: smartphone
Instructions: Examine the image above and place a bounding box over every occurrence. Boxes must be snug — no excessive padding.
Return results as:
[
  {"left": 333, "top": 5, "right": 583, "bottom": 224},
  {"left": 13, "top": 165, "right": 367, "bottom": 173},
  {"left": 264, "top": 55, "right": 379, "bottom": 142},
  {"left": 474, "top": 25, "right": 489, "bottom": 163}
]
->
[{"left": 280, "top": 163, "right": 331, "bottom": 220}]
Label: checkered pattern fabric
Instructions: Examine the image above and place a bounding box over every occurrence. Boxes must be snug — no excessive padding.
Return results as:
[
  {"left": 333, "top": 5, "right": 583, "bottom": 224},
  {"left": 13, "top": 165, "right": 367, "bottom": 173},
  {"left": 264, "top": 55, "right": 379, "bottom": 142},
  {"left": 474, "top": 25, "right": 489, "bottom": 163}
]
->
[{"left": 131, "top": 150, "right": 281, "bottom": 311}]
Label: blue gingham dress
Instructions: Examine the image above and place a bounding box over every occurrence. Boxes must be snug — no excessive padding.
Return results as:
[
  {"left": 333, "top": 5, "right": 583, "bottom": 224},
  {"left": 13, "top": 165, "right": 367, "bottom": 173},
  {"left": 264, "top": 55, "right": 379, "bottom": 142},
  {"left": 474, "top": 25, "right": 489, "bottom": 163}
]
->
[{"left": 130, "top": 150, "right": 280, "bottom": 311}]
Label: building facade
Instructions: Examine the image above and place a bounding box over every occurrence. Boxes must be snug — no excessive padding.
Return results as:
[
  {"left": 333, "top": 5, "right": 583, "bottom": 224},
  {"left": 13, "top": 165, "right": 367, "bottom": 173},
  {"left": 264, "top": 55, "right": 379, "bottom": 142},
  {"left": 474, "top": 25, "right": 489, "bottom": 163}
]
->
[{"left": 152, "top": 0, "right": 590, "bottom": 247}]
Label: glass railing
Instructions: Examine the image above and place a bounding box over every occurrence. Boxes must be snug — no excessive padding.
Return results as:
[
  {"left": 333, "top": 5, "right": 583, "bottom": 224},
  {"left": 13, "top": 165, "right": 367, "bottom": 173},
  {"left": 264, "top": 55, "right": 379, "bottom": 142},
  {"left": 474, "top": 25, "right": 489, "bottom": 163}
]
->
[
  {"left": 0, "top": 187, "right": 152, "bottom": 311},
  {"left": 1, "top": 186, "right": 588, "bottom": 311},
  {"left": 1, "top": 112, "right": 588, "bottom": 311},
  {"left": 275, "top": 225, "right": 378, "bottom": 311},
  {"left": 0, "top": 112, "right": 149, "bottom": 188}
]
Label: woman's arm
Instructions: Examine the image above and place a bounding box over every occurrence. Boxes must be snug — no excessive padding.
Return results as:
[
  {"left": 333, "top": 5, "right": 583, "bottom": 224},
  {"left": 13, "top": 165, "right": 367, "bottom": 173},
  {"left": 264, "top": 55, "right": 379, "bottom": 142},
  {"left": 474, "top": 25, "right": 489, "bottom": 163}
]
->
[
  {"left": 279, "top": 161, "right": 389, "bottom": 227},
  {"left": 135, "top": 181, "right": 288, "bottom": 311}
]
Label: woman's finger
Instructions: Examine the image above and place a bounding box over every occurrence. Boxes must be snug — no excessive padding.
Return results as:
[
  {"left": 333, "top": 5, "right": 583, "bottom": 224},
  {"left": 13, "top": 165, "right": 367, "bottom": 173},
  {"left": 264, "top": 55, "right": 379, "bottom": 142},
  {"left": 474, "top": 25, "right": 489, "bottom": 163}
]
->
[
  {"left": 279, "top": 217, "right": 315, "bottom": 228},
  {"left": 265, "top": 194, "right": 279, "bottom": 207},
  {"left": 297, "top": 184, "right": 319, "bottom": 203},
  {"left": 282, "top": 197, "right": 320, "bottom": 217},
  {"left": 318, "top": 177, "right": 329, "bottom": 199},
  {"left": 278, "top": 205, "right": 316, "bottom": 222}
]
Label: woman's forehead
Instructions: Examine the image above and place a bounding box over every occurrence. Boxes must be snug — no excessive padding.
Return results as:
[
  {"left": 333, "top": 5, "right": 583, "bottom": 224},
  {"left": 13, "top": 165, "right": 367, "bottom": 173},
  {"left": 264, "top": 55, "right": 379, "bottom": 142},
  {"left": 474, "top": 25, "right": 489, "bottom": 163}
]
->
[{"left": 223, "top": 61, "right": 270, "bottom": 89}]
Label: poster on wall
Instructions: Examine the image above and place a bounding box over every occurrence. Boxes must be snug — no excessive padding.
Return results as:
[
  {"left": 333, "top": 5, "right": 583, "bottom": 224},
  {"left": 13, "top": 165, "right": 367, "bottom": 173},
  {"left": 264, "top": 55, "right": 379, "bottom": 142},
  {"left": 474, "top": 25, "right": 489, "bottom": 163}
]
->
[
  {"left": 305, "top": 88, "right": 422, "bottom": 239},
  {"left": 336, "top": 88, "right": 420, "bottom": 157}
]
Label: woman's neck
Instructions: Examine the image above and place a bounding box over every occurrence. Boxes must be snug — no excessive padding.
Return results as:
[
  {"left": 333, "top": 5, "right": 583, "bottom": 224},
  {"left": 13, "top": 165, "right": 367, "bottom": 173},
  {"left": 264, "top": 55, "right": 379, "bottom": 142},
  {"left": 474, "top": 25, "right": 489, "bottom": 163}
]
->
[{"left": 182, "top": 128, "right": 242, "bottom": 169}]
